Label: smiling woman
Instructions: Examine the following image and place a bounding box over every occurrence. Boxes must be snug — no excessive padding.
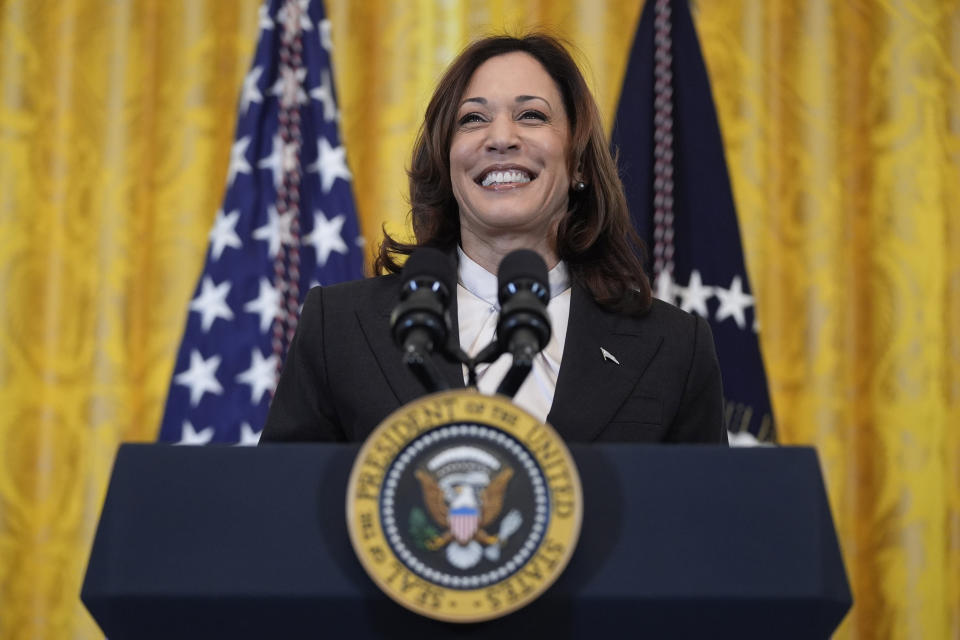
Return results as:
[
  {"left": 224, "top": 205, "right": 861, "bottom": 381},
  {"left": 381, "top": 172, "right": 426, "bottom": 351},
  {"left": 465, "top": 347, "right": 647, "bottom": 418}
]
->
[
  {"left": 449, "top": 52, "right": 572, "bottom": 273},
  {"left": 261, "top": 33, "right": 727, "bottom": 445},
  {"left": 377, "top": 34, "right": 651, "bottom": 315}
]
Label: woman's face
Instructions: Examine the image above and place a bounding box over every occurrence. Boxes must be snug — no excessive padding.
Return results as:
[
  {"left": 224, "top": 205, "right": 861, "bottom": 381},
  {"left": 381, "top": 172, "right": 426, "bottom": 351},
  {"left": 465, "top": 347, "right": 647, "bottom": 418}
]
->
[{"left": 449, "top": 52, "right": 571, "bottom": 251}]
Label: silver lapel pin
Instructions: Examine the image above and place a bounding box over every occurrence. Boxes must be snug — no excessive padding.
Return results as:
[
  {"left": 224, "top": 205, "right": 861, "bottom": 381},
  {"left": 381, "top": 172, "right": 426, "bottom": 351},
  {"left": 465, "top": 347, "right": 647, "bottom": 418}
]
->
[{"left": 600, "top": 347, "right": 620, "bottom": 365}]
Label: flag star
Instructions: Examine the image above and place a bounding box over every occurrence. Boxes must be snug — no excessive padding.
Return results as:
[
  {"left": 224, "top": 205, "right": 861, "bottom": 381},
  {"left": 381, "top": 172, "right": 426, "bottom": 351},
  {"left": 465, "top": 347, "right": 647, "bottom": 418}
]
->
[
  {"left": 176, "top": 420, "right": 215, "bottom": 446},
  {"left": 239, "top": 66, "right": 264, "bottom": 115},
  {"left": 208, "top": 208, "right": 242, "bottom": 260},
  {"left": 269, "top": 65, "right": 308, "bottom": 108},
  {"left": 189, "top": 276, "right": 235, "bottom": 332},
  {"left": 354, "top": 235, "right": 366, "bottom": 247},
  {"left": 653, "top": 270, "right": 676, "bottom": 305},
  {"left": 252, "top": 205, "right": 294, "bottom": 257},
  {"left": 677, "top": 270, "right": 713, "bottom": 317},
  {"left": 244, "top": 277, "right": 282, "bottom": 333},
  {"left": 174, "top": 350, "right": 224, "bottom": 407},
  {"left": 714, "top": 275, "right": 755, "bottom": 329},
  {"left": 258, "top": 135, "right": 292, "bottom": 190},
  {"left": 309, "top": 69, "right": 337, "bottom": 122},
  {"left": 307, "top": 137, "right": 351, "bottom": 193},
  {"left": 258, "top": 3, "right": 274, "bottom": 30},
  {"left": 304, "top": 211, "right": 348, "bottom": 266},
  {"left": 318, "top": 19, "right": 333, "bottom": 51},
  {"left": 236, "top": 347, "right": 279, "bottom": 405},
  {"left": 278, "top": 0, "right": 312, "bottom": 34},
  {"left": 227, "top": 136, "right": 252, "bottom": 187},
  {"left": 237, "top": 422, "right": 262, "bottom": 446}
]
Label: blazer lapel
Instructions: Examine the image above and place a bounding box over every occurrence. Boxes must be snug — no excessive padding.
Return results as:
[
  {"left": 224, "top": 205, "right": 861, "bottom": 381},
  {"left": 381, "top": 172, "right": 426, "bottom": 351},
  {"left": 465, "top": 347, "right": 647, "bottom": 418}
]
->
[
  {"left": 356, "top": 279, "right": 464, "bottom": 408},
  {"left": 547, "top": 284, "right": 663, "bottom": 441}
]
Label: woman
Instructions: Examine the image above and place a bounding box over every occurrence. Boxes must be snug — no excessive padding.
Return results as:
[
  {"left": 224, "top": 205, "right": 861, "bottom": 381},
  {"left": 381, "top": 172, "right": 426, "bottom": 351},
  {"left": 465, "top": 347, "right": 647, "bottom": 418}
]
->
[{"left": 261, "top": 34, "right": 726, "bottom": 444}]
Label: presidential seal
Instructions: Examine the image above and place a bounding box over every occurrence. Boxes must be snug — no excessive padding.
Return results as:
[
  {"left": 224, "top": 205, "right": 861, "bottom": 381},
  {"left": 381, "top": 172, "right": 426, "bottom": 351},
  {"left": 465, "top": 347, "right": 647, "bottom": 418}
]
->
[{"left": 346, "top": 390, "right": 582, "bottom": 622}]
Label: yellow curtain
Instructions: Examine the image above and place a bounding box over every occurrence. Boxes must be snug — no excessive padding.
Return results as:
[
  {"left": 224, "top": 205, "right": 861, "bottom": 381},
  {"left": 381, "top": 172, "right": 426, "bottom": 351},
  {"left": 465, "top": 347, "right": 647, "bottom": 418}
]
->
[
  {"left": 0, "top": 1, "right": 956, "bottom": 638},
  {"left": 0, "top": 1, "right": 262, "bottom": 637},
  {"left": 694, "top": 2, "right": 960, "bottom": 637}
]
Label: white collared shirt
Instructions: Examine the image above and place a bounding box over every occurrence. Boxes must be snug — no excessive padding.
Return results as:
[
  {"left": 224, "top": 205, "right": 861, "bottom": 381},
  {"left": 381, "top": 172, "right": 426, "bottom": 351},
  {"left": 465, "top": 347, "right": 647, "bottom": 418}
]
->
[{"left": 456, "top": 247, "right": 571, "bottom": 422}]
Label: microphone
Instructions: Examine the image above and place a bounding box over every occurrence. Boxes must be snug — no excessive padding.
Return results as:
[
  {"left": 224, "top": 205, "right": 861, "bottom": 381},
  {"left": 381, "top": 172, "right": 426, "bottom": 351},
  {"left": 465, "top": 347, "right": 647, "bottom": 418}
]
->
[
  {"left": 495, "top": 249, "right": 552, "bottom": 397},
  {"left": 390, "top": 248, "right": 455, "bottom": 392}
]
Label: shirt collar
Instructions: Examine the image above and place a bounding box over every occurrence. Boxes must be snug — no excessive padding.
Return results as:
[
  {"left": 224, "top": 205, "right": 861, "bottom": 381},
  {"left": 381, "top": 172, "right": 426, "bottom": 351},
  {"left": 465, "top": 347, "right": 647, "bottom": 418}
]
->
[{"left": 457, "top": 246, "right": 571, "bottom": 309}]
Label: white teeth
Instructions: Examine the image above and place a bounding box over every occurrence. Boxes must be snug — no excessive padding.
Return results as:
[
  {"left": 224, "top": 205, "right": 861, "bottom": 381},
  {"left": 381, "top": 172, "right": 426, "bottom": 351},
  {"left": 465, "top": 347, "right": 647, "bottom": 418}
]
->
[{"left": 481, "top": 169, "right": 532, "bottom": 187}]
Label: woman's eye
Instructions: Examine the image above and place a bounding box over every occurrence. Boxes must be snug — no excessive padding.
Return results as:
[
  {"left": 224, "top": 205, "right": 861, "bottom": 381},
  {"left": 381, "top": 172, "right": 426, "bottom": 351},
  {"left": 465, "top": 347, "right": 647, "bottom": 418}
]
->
[
  {"left": 458, "top": 113, "right": 486, "bottom": 126},
  {"left": 519, "top": 110, "right": 547, "bottom": 121}
]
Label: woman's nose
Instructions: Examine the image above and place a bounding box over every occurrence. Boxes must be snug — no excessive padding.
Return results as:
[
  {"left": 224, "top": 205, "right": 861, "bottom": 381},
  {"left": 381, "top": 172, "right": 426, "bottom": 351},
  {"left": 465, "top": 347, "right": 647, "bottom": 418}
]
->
[{"left": 485, "top": 115, "right": 520, "bottom": 153}]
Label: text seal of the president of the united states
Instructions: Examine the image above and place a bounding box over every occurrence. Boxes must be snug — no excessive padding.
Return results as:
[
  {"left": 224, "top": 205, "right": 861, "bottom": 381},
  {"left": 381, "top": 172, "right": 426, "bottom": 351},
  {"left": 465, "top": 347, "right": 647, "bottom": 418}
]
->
[{"left": 346, "top": 389, "right": 583, "bottom": 622}]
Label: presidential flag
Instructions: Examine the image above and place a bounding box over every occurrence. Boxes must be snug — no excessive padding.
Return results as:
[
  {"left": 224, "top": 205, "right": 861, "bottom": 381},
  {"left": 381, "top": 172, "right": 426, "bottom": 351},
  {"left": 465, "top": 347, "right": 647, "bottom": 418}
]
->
[
  {"left": 158, "top": 0, "right": 364, "bottom": 445},
  {"left": 612, "top": 0, "right": 775, "bottom": 443}
]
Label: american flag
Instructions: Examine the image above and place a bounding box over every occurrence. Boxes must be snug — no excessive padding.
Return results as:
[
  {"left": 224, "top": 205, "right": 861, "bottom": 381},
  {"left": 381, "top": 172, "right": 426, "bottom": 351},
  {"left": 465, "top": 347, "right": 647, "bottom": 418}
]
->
[
  {"left": 612, "top": 0, "right": 776, "bottom": 444},
  {"left": 157, "top": 0, "right": 364, "bottom": 445}
]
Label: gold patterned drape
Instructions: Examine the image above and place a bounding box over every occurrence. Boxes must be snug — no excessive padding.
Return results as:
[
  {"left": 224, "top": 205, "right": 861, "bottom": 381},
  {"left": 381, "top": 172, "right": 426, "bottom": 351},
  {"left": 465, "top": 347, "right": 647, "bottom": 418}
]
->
[
  {"left": 694, "top": 2, "right": 960, "bottom": 637},
  {"left": 0, "top": 1, "right": 956, "bottom": 638},
  {"left": 0, "top": 2, "right": 262, "bottom": 638}
]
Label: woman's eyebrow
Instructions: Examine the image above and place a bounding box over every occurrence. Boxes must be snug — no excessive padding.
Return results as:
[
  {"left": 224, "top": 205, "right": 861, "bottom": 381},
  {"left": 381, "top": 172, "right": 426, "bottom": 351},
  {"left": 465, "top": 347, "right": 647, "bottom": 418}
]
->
[
  {"left": 458, "top": 95, "right": 552, "bottom": 108},
  {"left": 515, "top": 95, "right": 550, "bottom": 108}
]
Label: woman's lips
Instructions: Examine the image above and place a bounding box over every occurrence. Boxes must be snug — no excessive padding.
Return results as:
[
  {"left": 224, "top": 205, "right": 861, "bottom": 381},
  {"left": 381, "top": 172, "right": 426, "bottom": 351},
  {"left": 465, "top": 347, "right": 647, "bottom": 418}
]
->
[{"left": 475, "top": 165, "right": 537, "bottom": 188}]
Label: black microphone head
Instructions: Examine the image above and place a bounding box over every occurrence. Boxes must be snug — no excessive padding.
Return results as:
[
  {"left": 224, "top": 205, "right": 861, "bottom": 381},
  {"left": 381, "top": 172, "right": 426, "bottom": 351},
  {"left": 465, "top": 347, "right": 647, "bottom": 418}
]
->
[
  {"left": 391, "top": 247, "right": 454, "bottom": 352},
  {"left": 496, "top": 249, "right": 552, "bottom": 354},
  {"left": 401, "top": 248, "right": 455, "bottom": 300},
  {"left": 497, "top": 249, "right": 549, "bottom": 307}
]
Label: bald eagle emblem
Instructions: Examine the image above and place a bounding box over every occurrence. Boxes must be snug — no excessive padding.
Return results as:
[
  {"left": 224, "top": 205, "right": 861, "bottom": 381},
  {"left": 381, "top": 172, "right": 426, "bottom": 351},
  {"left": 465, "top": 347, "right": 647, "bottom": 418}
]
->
[{"left": 412, "top": 445, "right": 523, "bottom": 570}]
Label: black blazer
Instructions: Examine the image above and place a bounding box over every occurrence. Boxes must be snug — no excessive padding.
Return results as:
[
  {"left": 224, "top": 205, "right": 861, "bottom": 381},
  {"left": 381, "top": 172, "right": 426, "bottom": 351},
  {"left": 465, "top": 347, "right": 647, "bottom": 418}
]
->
[{"left": 261, "top": 274, "right": 727, "bottom": 444}]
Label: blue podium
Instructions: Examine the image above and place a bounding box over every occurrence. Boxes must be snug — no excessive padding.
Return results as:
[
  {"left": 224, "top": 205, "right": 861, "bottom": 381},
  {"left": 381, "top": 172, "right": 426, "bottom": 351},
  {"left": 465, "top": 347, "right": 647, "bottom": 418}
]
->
[{"left": 82, "top": 444, "right": 851, "bottom": 638}]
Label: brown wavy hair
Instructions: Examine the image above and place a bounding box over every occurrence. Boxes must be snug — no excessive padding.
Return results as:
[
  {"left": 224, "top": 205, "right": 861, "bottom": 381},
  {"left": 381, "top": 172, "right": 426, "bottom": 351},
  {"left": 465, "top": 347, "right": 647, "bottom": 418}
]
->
[{"left": 375, "top": 33, "right": 651, "bottom": 315}]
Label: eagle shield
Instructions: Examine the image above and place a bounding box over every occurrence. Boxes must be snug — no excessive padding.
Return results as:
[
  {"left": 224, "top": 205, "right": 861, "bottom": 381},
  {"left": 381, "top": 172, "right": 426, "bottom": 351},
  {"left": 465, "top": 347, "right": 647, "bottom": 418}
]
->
[{"left": 449, "top": 505, "right": 479, "bottom": 544}]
